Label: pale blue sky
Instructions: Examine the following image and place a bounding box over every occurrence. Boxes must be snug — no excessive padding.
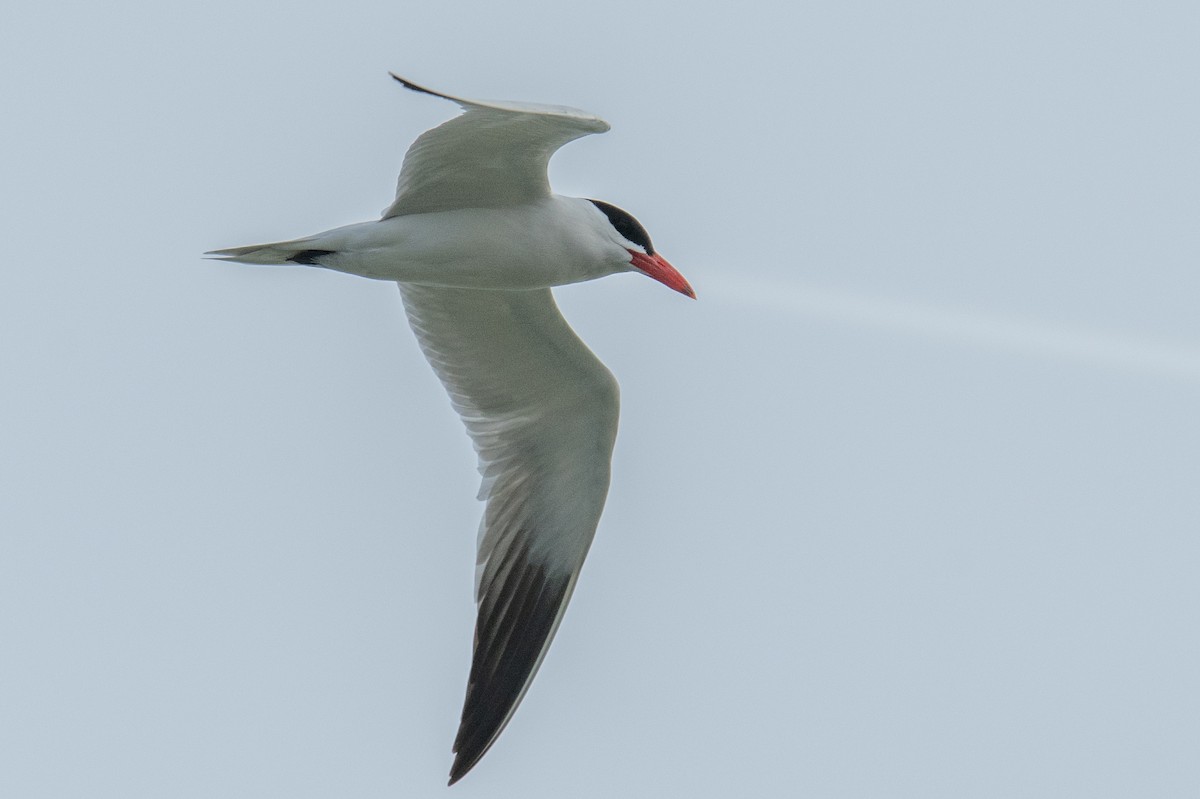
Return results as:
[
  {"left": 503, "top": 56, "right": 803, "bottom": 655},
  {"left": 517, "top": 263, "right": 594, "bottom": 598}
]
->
[{"left": 2, "top": 2, "right": 1198, "bottom": 797}]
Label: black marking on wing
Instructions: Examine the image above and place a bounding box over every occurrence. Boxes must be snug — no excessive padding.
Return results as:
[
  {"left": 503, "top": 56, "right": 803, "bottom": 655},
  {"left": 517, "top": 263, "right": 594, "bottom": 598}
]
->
[
  {"left": 588, "top": 199, "right": 655, "bottom": 254},
  {"left": 287, "top": 249, "right": 335, "bottom": 265},
  {"left": 389, "top": 72, "right": 457, "bottom": 103},
  {"left": 448, "top": 541, "right": 572, "bottom": 785}
]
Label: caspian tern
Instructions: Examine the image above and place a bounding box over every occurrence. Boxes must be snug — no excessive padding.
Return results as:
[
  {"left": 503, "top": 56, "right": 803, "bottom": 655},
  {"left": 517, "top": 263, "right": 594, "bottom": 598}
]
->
[{"left": 208, "top": 74, "right": 694, "bottom": 784}]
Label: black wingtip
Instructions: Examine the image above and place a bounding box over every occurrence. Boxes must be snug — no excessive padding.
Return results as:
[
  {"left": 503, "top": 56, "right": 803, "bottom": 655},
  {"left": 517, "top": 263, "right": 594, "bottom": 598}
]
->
[
  {"left": 445, "top": 554, "right": 572, "bottom": 785},
  {"left": 388, "top": 72, "right": 449, "bottom": 101},
  {"left": 447, "top": 747, "right": 477, "bottom": 786},
  {"left": 287, "top": 249, "right": 335, "bottom": 265}
]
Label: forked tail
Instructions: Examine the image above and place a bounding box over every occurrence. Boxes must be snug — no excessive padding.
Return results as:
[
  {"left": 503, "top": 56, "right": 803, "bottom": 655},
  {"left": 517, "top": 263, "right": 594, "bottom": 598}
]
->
[{"left": 205, "top": 238, "right": 334, "bottom": 266}]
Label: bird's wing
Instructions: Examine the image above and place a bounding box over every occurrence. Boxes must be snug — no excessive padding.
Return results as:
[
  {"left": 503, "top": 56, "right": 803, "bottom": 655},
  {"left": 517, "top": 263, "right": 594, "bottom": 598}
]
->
[
  {"left": 398, "top": 283, "right": 620, "bottom": 784},
  {"left": 382, "top": 75, "right": 610, "bottom": 218}
]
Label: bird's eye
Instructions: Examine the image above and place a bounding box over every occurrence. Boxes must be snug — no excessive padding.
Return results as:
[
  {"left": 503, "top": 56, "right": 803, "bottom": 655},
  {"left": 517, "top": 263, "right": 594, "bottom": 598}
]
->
[{"left": 588, "top": 199, "right": 655, "bottom": 254}]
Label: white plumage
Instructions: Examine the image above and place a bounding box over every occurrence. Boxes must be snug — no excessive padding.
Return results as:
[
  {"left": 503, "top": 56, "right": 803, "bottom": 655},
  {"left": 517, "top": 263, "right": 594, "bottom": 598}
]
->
[{"left": 209, "top": 73, "right": 692, "bottom": 785}]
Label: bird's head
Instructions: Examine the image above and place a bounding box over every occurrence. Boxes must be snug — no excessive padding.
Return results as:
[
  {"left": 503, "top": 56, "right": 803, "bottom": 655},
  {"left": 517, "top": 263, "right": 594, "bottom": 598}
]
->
[{"left": 588, "top": 199, "right": 695, "bottom": 299}]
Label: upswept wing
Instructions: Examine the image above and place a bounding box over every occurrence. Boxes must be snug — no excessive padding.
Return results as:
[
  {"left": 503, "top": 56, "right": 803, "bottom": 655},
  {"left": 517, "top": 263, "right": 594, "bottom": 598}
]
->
[
  {"left": 398, "top": 283, "right": 620, "bottom": 784},
  {"left": 382, "top": 75, "right": 610, "bottom": 217}
]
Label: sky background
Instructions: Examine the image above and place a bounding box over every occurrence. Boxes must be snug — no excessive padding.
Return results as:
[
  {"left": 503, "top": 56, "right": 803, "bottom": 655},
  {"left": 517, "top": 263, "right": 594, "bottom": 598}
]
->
[{"left": 2, "top": 1, "right": 1198, "bottom": 797}]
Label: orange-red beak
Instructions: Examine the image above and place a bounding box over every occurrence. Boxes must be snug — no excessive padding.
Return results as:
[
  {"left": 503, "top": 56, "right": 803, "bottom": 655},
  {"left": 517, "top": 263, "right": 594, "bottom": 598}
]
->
[{"left": 629, "top": 250, "right": 696, "bottom": 299}]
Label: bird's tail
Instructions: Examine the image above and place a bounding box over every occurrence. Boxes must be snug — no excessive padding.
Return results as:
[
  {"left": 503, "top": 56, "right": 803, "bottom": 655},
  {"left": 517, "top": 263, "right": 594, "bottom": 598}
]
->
[{"left": 205, "top": 236, "right": 333, "bottom": 266}]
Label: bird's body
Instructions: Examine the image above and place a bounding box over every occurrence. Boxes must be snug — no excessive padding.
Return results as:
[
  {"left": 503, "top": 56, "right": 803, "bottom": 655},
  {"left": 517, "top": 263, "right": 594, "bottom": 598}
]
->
[
  {"left": 209, "top": 74, "right": 692, "bottom": 785},
  {"left": 217, "top": 196, "right": 626, "bottom": 288}
]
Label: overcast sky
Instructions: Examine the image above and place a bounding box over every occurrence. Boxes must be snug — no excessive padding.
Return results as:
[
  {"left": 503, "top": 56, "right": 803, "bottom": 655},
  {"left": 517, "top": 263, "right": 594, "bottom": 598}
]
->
[{"left": 2, "top": 2, "right": 1198, "bottom": 797}]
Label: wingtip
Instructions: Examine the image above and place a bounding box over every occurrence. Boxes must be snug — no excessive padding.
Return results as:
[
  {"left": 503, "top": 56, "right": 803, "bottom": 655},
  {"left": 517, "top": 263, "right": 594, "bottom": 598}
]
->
[
  {"left": 447, "top": 750, "right": 477, "bottom": 786},
  {"left": 388, "top": 72, "right": 442, "bottom": 100},
  {"left": 446, "top": 735, "right": 482, "bottom": 785}
]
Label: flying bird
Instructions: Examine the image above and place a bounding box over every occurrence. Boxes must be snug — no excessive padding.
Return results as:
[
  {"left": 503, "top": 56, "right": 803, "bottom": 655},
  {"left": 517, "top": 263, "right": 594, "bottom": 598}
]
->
[{"left": 208, "top": 74, "right": 694, "bottom": 784}]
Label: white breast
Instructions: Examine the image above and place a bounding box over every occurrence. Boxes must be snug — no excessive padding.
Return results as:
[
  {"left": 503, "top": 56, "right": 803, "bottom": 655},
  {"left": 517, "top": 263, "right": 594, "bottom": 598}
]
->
[{"left": 311, "top": 196, "right": 622, "bottom": 289}]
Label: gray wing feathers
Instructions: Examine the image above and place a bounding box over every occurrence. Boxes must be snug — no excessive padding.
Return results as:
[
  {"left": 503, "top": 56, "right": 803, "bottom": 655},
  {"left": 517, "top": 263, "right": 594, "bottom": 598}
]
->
[
  {"left": 398, "top": 284, "right": 619, "bottom": 783},
  {"left": 383, "top": 76, "right": 610, "bottom": 217}
]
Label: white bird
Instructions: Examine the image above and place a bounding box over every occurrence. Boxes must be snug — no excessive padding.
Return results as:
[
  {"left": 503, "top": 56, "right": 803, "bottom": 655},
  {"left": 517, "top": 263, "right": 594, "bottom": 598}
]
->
[{"left": 208, "top": 74, "right": 694, "bottom": 784}]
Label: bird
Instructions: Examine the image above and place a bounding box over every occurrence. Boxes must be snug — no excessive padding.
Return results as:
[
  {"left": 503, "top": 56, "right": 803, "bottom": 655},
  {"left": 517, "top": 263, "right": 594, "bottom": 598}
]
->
[{"left": 208, "top": 73, "right": 694, "bottom": 785}]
